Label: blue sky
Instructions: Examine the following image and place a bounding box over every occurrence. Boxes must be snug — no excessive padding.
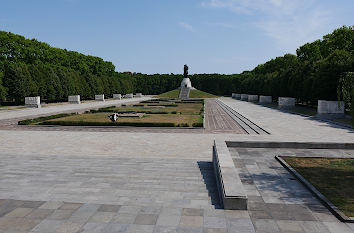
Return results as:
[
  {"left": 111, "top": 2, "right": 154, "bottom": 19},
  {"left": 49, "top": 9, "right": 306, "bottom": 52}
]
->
[{"left": 1, "top": 0, "right": 353, "bottom": 74}]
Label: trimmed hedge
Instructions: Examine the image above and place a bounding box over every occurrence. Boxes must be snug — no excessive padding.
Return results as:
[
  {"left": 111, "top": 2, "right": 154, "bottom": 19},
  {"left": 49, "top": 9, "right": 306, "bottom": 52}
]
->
[
  {"left": 39, "top": 121, "right": 176, "bottom": 127},
  {"left": 192, "top": 122, "right": 203, "bottom": 127},
  {"left": 18, "top": 113, "right": 77, "bottom": 125}
]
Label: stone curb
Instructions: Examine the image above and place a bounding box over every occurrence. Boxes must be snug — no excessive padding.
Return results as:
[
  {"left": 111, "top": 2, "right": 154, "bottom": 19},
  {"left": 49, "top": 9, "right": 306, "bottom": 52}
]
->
[
  {"left": 213, "top": 140, "right": 248, "bottom": 210},
  {"left": 226, "top": 141, "right": 354, "bottom": 149},
  {"left": 275, "top": 155, "right": 354, "bottom": 223}
]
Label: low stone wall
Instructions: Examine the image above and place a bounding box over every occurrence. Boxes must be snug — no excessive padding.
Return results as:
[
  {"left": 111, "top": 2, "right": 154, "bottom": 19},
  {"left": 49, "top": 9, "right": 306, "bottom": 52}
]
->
[
  {"left": 113, "top": 94, "right": 121, "bottom": 100},
  {"left": 25, "top": 96, "right": 41, "bottom": 108},
  {"left": 317, "top": 100, "right": 344, "bottom": 115},
  {"left": 213, "top": 140, "right": 248, "bottom": 210},
  {"left": 278, "top": 97, "right": 295, "bottom": 108},
  {"left": 95, "top": 94, "right": 105, "bottom": 102},
  {"left": 135, "top": 93, "right": 143, "bottom": 98},
  {"left": 259, "top": 96, "right": 272, "bottom": 104},
  {"left": 68, "top": 95, "right": 80, "bottom": 104},
  {"left": 240, "top": 94, "right": 248, "bottom": 101},
  {"left": 248, "top": 95, "right": 258, "bottom": 102}
]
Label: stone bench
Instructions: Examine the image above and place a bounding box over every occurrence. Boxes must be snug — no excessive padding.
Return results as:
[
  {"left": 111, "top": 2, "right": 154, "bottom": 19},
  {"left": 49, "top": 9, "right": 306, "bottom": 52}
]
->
[
  {"left": 317, "top": 100, "right": 344, "bottom": 118},
  {"left": 248, "top": 95, "right": 258, "bottom": 102},
  {"left": 240, "top": 94, "right": 248, "bottom": 101},
  {"left": 259, "top": 95, "right": 272, "bottom": 104},
  {"left": 278, "top": 97, "right": 295, "bottom": 108},
  {"left": 95, "top": 94, "right": 105, "bottom": 102},
  {"left": 68, "top": 95, "right": 80, "bottom": 104},
  {"left": 25, "top": 96, "right": 41, "bottom": 108},
  {"left": 213, "top": 140, "right": 247, "bottom": 210},
  {"left": 113, "top": 94, "right": 121, "bottom": 100}
]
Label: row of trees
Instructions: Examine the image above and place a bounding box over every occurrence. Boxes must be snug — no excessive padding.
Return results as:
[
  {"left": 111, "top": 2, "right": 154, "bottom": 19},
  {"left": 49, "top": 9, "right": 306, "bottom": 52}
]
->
[{"left": 0, "top": 26, "right": 353, "bottom": 107}]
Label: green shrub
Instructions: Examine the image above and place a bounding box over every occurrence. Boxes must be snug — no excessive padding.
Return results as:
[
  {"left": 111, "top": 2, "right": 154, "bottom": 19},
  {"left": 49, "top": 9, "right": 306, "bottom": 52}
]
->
[{"left": 18, "top": 113, "right": 77, "bottom": 125}]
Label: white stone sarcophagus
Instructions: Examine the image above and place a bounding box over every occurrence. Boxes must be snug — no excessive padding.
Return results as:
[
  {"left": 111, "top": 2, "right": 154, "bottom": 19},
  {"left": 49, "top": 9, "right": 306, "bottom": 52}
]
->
[
  {"left": 135, "top": 93, "right": 143, "bottom": 98},
  {"left": 248, "top": 95, "right": 259, "bottom": 102},
  {"left": 25, "top": 96, "right": 41, "bottom": 108},
  {"left": 317, "top": 100, "right": 345, "bottom": 116},
  {"left": 125, "top": 93, "right": 133, "bottom": 98},
  {"left": 113, "top": 94, "right": 122, "bottom": 100},
  {"left": 259, "top": 96, "right": 272, "bottom": 104},
  {"left": 68, "top": 95, "right": 80, "bottom": 104},
  {"left": 240, "top": 94, "right": 248, "bottom": 101},
  {"left": 95, "top": 94, "right": 105, "bottom": 102},
  {"left": 278, "top": 97, "right": 295, "bottom": 108},
  {"left": 235, "top": 94, "right": 241, "bottom": 99}
]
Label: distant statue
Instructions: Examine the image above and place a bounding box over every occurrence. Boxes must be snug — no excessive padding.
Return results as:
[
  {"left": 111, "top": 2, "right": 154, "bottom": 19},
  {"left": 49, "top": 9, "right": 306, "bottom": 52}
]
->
[{"left": 184, "top": 64, "right": 188, "bottom": 78}]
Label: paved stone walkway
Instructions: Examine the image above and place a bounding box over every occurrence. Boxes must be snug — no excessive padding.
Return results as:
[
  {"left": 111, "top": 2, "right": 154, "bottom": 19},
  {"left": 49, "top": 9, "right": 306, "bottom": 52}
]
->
[{"left": 0, "top": 97, "right": 353, "bottom": 232}]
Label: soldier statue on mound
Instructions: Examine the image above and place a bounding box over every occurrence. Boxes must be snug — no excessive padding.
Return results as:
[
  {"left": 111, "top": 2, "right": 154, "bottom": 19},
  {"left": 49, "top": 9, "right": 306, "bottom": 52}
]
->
[
  {"left": 184, "top": 64, "right": 188, "bottom": 78},
  {"left": 179, "top": 64, "right": 193, "bottom": 99}
]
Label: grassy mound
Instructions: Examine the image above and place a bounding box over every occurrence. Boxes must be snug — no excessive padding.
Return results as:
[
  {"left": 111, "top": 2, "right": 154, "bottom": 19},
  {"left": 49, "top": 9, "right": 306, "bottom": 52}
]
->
[{"left": 156, "top": 89, "right": 217, "bottom": 98}]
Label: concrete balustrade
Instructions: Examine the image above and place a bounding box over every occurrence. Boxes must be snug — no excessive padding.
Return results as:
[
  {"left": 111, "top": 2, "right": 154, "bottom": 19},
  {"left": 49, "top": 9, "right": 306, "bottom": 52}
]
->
[
  {"left": 68, "top": 95, "right": 80, "bottom": 104},
  {"left": 248, "top": 95, "right": 259, "bottom": 102},
  {"left": 113, "top": 94, "right": 121, "bottom": 100},
  {"left": 240, "top": 94, "right": 248, "bottom": 101},
  {"left": 259, "top": 96, "right": 272, "bottom": 104},
  {"left": 278, "top": 97, "right": 295, "bottom": 108},
  {"left": 25, "top": 96, "right": 41, "bottom": 108},
  {"left": 95, "top": 94, "right": 105, "bottom": 102}
]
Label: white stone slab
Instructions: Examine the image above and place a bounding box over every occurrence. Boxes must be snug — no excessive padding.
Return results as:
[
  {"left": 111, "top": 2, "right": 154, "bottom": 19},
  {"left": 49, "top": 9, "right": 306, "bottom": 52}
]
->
[
  {"left": 278, "top": 97, "right": 295, "bottom": 108},
  {"left": 25, "top": 96, "right": 41, "bottom": 108},
  {"left": 259, "top": 96, "right": 272, "bottom": 104},
  {"left": 317, "top": 100, "right": 344, "bottom": 114},
  {"left": 248, "top": 95, "right": 258, "bottom": 102},
  {"left": 95, "top": 94, "right": 105, "bottom": 102},
  {"left": 241, "top": 94, "right": 248, "bottom": 101},
  {"left": 68, "top": 95, "right": 80, "bottom": 104},
  {"left": 113, "top": 94, "right": 121, "bottom": 100}
]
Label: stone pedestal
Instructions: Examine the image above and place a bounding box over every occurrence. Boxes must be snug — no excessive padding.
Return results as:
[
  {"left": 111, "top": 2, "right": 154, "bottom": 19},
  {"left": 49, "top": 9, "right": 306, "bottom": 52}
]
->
[
  {"left": 240, "top": 94, "right": 248, "bottom": 101},
  {"left": 248, "top": 95, "right": 258, "bottom": 102},
  {"left": 95, "top": 94, "right": 105, "bottom": 102},
  {"left": 25, "top": 96, "right": 41, "bottom": 108},
  {"left": 317, "top": 100, "right": 345, "bottom": 118},
  {"left": 278, "top": 97, "right": 295, "bottom": 108},
  {"left": 68, "top": 95, "right": 80, "bottom": 104},
  {"left": 259, "top": 96, "right": 272, "bottom": 104},
  {"left": 135, "top": 93, "right": 143, "bottom": 98},
  {"left": 113, "top": 94, "right": 121, "bottom": 100}
]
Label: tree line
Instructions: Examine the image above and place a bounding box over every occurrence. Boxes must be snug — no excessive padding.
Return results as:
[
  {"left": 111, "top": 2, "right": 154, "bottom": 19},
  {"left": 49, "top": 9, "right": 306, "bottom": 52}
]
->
[{"left": 0, "top": 26, "right": 353, "bottom": 107}]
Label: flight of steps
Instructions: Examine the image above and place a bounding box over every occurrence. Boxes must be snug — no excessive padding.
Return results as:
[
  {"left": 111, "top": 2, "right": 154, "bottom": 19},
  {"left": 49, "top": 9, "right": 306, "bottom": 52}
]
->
[{"left": 179, "top": 87, "right": 191, "bottom": 99}]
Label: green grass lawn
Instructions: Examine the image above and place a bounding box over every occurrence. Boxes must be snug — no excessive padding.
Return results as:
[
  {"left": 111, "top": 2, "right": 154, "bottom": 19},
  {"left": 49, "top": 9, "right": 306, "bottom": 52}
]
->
[
  {"left": 284, "top": 157, "right": 354, "bottom": 217},
  {"left": 156, "top": 89, "right": 217, "bottom": 98}
]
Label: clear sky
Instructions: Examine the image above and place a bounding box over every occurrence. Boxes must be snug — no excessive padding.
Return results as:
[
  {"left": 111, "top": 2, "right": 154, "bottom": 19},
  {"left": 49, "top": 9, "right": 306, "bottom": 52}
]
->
[{"left": 1, "top": 0, "right": 353, "bottom": 74}]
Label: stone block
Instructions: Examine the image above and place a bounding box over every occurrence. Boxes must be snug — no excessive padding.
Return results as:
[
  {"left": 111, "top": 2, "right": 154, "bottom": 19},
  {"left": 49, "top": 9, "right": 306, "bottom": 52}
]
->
[
  {"left": 213, "top": 140, "right": 248, "bottom": 210},
  {"left": 278, "top": 97, "right": 295, "bottom": 108},
  {"left": 25, "top": 96, "right": 41, "bottom": 108},
  {"left": 125, "top": 93, "right": 133, "bottom": 99},
  {"left": 248, "top": 95, "right": 258, "bottom": 102},
  {"left": 240, "top": 94, "right": 248, "bottom": 101},
  {"left": 259, "top": 96, "right": 272, "bottom": 104},
  {"left": 68, "top": 95, "right": 80, "bottom": 104},
  {"left": 113, "top": 94, "right": 121, "bottom": 100},
  {"left": 135, "top": 93, "right": 143, "bottom": 98},
  {"left": 317, "top": 100, "right": 344, "bottom": 115},
  {"left": 95, "top": 94, "right": 105, "bottom": 102}
]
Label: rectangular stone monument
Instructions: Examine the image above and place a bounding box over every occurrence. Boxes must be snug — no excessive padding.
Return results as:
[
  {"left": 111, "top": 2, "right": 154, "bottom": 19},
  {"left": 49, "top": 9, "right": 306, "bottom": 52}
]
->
[
  {"left": 235, "top": 94, "right": 241, "bottom": 99},
  {"left": 240, "top": 94, "right": 248, "bottom": 101},
  {"left": 113, "top": 94, "right": 121, "bottom": 100},
  {"left": 248, "top": 95, "right": 258, "bottom": 102},
  {"left": 135, "top": 93, "right": 143, "bottom": 98},
  {"left": 95, "top": 94, "right": 105, "bottom": 102},
  {"left": 278, "top": 97, "right": 295, "bottom": 108},
  {"left": 68, "top": 95, "right": 80, "bottom": 104},
  {"left": 259, "top": 96, "right": 272, "bottom": 104},
  {"left": 317, "top": 100, "right": 345, "bottom": 117},
  {"left": 25, "top": 96, "right": 41, "bottom": 108},
  {"left": 125, "top": 93, "right": 133, "bottom": 98}
]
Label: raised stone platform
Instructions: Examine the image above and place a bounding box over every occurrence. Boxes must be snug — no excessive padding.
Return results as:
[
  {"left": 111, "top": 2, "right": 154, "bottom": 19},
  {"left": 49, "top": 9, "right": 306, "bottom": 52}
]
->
[{"left": 213, "top": 139, "right": 247, "bottom": 210}]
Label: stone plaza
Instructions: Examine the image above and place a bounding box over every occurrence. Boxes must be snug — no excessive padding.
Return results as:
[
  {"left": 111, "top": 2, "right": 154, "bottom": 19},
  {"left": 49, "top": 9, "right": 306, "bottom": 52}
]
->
[{"left": 0, "top": 96, "right": 353, "bottom": 233}]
